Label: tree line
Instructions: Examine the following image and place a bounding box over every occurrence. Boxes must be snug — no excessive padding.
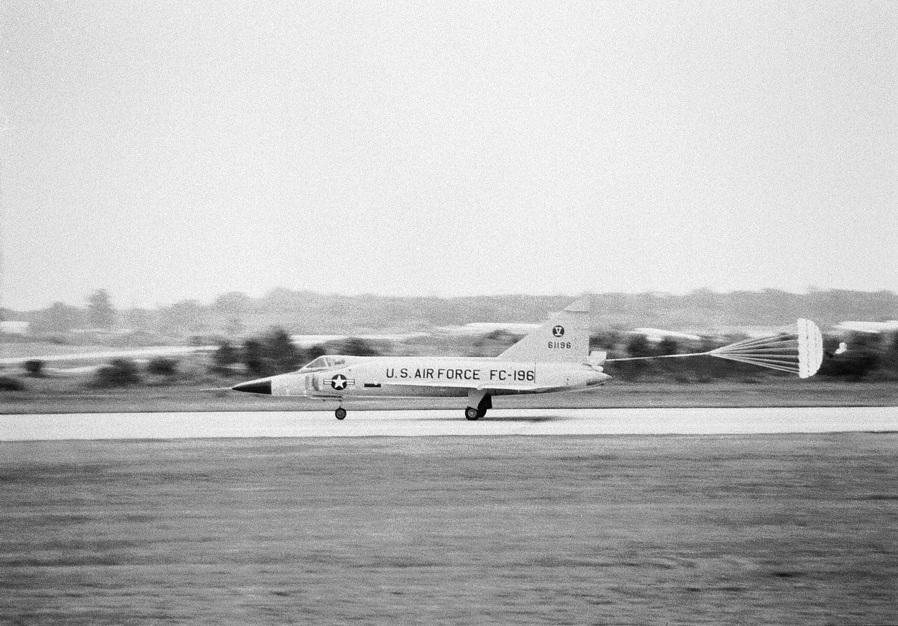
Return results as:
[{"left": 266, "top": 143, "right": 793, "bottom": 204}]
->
[
  {"left": 7, "top": 287, "right": 898, "bottom": 338},
  {"left": 4, "top": 324, "right": 896, "bottom": 391}
]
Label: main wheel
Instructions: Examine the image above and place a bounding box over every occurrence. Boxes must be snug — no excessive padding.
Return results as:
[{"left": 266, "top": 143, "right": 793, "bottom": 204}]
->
[
  {"left": 335, "top": 407, "right": 347, "bottom": 420},
  {"left": 465, "top": 406, "right": 480, "bottom": 421}
]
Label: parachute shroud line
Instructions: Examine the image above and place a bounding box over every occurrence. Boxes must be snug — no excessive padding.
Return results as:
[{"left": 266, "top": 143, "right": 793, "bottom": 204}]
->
[{"left": 606, "top": 319, "right": 824, "bottom": 378}]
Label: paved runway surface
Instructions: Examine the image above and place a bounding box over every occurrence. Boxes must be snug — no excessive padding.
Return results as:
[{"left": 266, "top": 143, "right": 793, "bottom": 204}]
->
[{"left": 2, "top": 406, "right": 897, "bottom": 440}]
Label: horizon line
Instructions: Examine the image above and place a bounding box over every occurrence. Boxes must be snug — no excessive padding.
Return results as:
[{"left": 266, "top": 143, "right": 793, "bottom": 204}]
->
[{"left": 4, "top": 286, "right": 898, "bottom": 312}]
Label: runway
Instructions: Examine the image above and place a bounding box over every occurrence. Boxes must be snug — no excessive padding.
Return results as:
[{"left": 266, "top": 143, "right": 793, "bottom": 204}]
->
[{"left": 2, "top": 406, "right": 896, "bottom": 440}]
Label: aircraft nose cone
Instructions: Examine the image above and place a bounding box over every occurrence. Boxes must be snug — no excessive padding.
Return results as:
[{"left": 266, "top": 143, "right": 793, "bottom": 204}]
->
[{"left": 231, "top": 379, "right": 272, "bottom": 394}]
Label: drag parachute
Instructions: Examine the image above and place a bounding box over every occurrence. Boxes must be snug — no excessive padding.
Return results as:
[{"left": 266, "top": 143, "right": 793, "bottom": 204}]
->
[
  {"left": 607, "top": 319, "right": 825, "bottom": 378},
  {"left": 707, "top": 319, "right": 823, "bottom": 378}
]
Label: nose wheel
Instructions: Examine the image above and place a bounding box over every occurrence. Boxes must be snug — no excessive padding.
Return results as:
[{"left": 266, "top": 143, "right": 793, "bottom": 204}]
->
[{"left": 335, "top": 407, "right": 347, "bottom": 420}]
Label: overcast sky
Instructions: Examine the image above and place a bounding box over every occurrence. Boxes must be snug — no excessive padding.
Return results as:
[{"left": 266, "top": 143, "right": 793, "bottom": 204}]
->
[{"left": 2, "top": 1, "right": 896, "bottom": 310}]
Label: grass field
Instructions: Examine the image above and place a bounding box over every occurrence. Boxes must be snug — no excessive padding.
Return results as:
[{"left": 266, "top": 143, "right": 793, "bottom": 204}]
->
[{"left": 1, "top": 434, "right": 896, "bottom": 624}]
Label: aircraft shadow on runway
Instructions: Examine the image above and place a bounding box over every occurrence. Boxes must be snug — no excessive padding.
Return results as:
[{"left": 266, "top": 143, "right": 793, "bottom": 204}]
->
[{"left": 417, "top": 414, "right": 569, "bottom": 423}]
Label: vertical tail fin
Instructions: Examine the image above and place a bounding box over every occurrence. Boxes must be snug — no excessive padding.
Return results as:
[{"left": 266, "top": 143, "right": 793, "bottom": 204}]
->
[{"left": 497, "top": 297, "right": 591, "bottom": 362}]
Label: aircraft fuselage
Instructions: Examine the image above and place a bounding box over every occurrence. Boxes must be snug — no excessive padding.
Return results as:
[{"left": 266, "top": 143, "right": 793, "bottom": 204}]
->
[{"left": 267, "top": 357, "right": 608, "bottom": 399}]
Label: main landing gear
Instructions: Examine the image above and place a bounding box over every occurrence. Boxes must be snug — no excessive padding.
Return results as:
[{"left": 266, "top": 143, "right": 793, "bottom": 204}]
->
[
  {"left": 333, "top": 394, "right": 493, "bottom": 421},
  {"left": 465, "top": 392, "right": 492, "bottom": 421}
]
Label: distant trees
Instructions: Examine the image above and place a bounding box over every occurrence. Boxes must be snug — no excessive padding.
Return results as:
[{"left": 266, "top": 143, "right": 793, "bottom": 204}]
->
[
  {"left": 819, "top": 351, "right": 880, "bottom": 380},
  {"left": 12, "top": 289, "right": 898, "bottom": 384},
  {"left": 625, "top": 334, "right": 653, "bottom": 358},
  {"left": 213, "top": 341, "right": 242, "bottom": 373},
  {"left": 93, "top": 359, "right": 141, "bottom": 387},
  {"left": 24, "top": 360, "right": 45, "bottom": 377},
  {"left": 884, "top": 334, "right": 898, "bottom": 375},
  {"left": 147, "top": 357, "right": 178, "bottom": 377},
  {"left": 0, "top": 376, "right": 26, "bottom": 391},
  {"left": 121, "top": 307, "right": 154, "bottom": 333},
  {"left": 242, "top": 338, "right": 266, "bottom": 376},
  {"left": 225, "top": 316, "right": 244, "bottom": 336},
  {"left": 240, "top": 328, "right": 304, "bottom": 377},
  {"left": 213, "top": 291, "right": 254, "bottom": 314},
  {"left": 87, "top": 289, "right": 116, "bottom": 330},
  {"left": 265, "top": 328, "right": 303, "bottom": 371},
  {"left": 32, "top": 302, "right": 83, "bottom": 334},
  {"left": 157, "top": 300, "right": 208, "bottom": 336},
  {"left": 210, "top": 328, "right": 379, "bottom": 378},
  {"left": 658, "top": 337, "right": 679, "bottom": 356},
  {"left": 471, "top": 330, "right": 518, "bottom": 357},
  {"left": 331, "top": 337, "right": 380, "bottom": 357},
  {"left": 589, "top": 330, "right": 624, "bottom": 352},
  {"left": 818, "top": 334, "right": 882, "bottom": 381}
]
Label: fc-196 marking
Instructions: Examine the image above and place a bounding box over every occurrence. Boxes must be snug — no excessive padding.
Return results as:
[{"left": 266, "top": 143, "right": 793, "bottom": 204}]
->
[{"left": 383, "top": 367, "right": 535, "bottom": 382}]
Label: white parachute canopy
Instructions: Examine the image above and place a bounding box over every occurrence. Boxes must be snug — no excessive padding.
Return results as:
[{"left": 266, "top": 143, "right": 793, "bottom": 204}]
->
[{"left": 707, "top": 319, "right": 824, "bottom": 378}]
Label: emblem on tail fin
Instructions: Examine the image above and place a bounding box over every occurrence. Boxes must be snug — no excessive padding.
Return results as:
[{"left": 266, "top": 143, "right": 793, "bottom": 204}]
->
[{"left": 497, "top": 297, "right": 591, "bottom": 363}]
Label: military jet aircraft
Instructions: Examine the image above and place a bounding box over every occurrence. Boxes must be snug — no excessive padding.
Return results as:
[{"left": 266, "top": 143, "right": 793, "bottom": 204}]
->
[
  {"left": 232, "top": 296, "right": 608, "bottom": 420},
  {"left": 231, "top": 296, "right": 824, "bottom": 420}
]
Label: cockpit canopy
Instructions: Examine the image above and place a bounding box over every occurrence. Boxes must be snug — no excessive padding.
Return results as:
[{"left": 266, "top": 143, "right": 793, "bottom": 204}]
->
[{"left": 298, "top": 355, "right": 351, "bottom": 372}]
